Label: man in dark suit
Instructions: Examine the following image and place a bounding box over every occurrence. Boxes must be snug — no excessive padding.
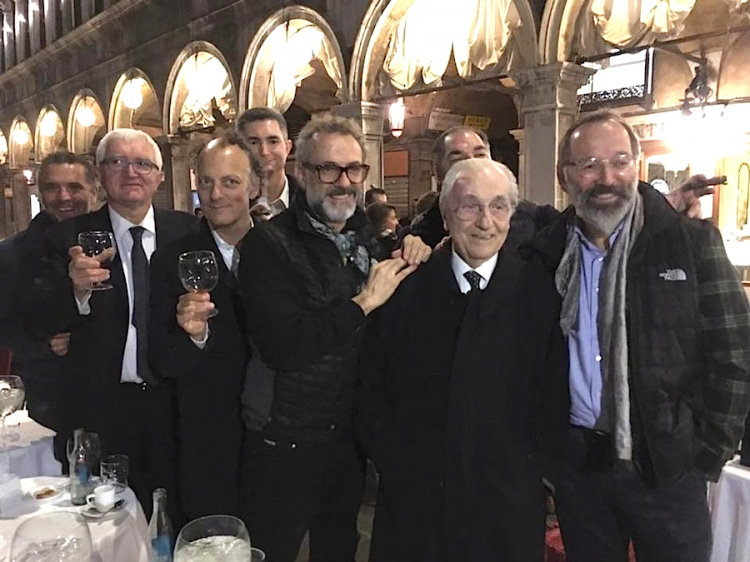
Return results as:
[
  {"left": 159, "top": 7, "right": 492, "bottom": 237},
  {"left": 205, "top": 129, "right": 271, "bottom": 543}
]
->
[
  {"left": 235, "top": 107, "right": 301, "bottom": 219},
  {"left": 357, "top": 158, "right": 568, "bottom": 562},
  {"left": 30, "top": 129, "right": 195, "bottom": 513},
  {"left": 149, "top": 132, "right": 251, "bottom": 521},
  {"left": 0, "top": 151, "right": 98, "bottom": 431}
]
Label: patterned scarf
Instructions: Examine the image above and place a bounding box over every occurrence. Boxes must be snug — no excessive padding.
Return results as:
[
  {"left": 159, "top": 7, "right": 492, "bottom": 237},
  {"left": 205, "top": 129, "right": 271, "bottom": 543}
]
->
[{"left": 306, "top": 212, "right": 371, "bottom": 289}]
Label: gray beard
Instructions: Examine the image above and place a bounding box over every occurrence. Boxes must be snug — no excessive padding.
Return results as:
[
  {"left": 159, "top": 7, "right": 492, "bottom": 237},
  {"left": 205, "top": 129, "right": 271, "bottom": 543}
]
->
[
  {"left": 577, "top": 197, "right": 634, "bottom": 237},
  {"left": 308, "top": 197, "right": 356, "bottom": 226}
]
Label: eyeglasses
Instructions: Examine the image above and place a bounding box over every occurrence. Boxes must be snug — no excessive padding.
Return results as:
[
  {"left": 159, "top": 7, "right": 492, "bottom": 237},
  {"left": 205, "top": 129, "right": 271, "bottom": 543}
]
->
[
  {"left": 302, "top": 162, "right": 370, "bottom": 184},
  {"left": 565, "top": 154, "right": 636, "bottom": 179},
  {"left": 454, "top": 200, "right": 513, "bottom": 221},
  {"left": 101, "top": 157, "right": 159, "bottom": 175}
]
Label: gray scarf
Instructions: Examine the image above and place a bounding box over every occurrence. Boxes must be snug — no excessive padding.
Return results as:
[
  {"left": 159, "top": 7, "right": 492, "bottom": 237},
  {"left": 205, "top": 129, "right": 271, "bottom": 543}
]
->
[{"left": 555, "top": 194, "right": 644, "bottom": 461}]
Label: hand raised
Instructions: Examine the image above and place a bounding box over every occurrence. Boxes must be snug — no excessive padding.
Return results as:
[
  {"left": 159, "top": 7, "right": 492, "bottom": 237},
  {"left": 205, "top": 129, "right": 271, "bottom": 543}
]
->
[
  {"left": 352, "top": 257, "right": 417, "bottom": 316},
  {"left": 176, "top": 291, "right": 215, "bottom": 340},
  {"left": 68, "top": 245, "right": 114, "bottom": 298}
]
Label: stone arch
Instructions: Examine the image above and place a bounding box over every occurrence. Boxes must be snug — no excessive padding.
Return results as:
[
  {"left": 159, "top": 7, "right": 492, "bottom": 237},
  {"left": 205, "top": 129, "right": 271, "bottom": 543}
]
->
[
  {"left": 0, "top": 129, "right": 7, "bottom": 166},
  {"left": 539, "top": 0, "right": 582, "bottom": 64},
  {"left": 109, "top": 68, "right": 163, "bottom": 136},
  {"left": 239, "top": 5, "right": 348, "bottom": 113},
  {"left": 350, "top": 0, "right": 539, "bottom": 103},
  {"left": 68, "top": 90, "right": 106, "bottom": 156},
  {"left": 8, "top": 117, "right": 35, "bottom": 168},
  {"left": 34, "top": 105, "right": 66, "bottom": 161},
  {"left": 163, "top": 41, "right": 238, "bottom": 135}
]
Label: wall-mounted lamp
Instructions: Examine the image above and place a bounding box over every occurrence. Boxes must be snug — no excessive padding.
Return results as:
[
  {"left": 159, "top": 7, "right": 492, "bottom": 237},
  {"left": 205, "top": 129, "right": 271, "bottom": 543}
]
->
[
  {"left": 22, "top": 168, "right": 35, "bottom": 185},
  {"left": 122, "top": 79, "right": 144, "bottom": 110},
  {"left": 388, "top": 98, "right": 405, "bottom": 138},
  {"left": 76, "top": 106, "right": 95, "bottom": 128},
  {"left": 13, "top": 128, "right": 30, "bottom": 145},
  {"left": 40, "top": 112, "right": 59, "bottom": 137}
]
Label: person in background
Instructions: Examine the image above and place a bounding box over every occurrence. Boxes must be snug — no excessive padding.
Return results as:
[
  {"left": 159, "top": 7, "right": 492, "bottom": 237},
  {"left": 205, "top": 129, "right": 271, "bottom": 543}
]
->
[
  {"left": 150, "top": 132, "right": 253, "bottom": 522},
  {"left": 365, "top": 187, "right": 388, "bottom": 207},
  {"left": 0, "top": 151, "right": 98, "bottom": 434},
  {"left": 367, "top": 202, "right": 401, "bottom": 252}
]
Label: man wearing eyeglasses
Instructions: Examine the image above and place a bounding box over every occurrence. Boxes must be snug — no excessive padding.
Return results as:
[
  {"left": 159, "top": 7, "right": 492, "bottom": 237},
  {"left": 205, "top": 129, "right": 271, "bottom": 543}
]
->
[
  {"left": 237, "top": 113, "right": 430, "bottom": 562},
  {"left": 30, "top": 129, "right": 195, "bottom": 515},
  {"left": 530, "top": 111, "right": 750, "bottom": 562},
  {"left": 357, "top": 157, "right": 567, "bottom": 562}
]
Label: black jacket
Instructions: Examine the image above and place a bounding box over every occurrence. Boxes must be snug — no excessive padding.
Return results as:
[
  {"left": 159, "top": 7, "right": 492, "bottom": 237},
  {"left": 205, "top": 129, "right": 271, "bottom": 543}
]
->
[
  {"left": 149, "top": 218, "right": 248, "bottom": 519},
  {"left": 529, "top": 184, "right": 750, "bottom": 484},
  {"left": 357, "top": 244, "right": 568, "bottom": 562},
  {"left": 0, "top": 211, "right": 62, "bottom": 429},
  {"left": 238, "top": 198, "right": 386, "bottom": 443}
]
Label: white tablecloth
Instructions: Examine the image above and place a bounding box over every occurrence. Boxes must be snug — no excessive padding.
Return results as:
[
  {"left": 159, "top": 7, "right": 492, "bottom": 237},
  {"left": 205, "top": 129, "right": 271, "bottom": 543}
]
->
[
  {"left": 710, "top": 460, "right": 750, "bottom": 562},
  {"left": 0, "top": 410, "right": 61, "bottom": 478},
  {"left": 0, "top": 477, "right": 149, "bottom": 562}
]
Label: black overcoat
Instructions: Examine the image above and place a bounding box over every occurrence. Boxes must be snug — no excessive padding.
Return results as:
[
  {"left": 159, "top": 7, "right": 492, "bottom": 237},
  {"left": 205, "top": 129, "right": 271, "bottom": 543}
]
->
[{"left": 357, "top": 244, "right": 568, "bottom": 562}]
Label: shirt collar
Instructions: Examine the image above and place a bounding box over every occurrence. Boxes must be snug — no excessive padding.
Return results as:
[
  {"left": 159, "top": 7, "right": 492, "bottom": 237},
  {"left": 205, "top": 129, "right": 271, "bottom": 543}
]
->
[
  {"left": 271, "top": 177, "right": 290, "bottom": 210},
  {"left": 210, "top": 228, "right": 236, "bottom": 253},
  {"left": 574, "top": 220, "right": 624, "bottom": 255},
  {"left": 108, "top": 205, "right": 155, "bottom": 239},
  {"left": 451, "top": 249, "right": 499, "bottom": 293}
]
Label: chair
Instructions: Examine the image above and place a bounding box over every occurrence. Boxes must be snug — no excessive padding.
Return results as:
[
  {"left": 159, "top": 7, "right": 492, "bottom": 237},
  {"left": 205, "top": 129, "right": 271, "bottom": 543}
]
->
[{"left": 0, "top": 347, "right": 12, "bottom": 376}]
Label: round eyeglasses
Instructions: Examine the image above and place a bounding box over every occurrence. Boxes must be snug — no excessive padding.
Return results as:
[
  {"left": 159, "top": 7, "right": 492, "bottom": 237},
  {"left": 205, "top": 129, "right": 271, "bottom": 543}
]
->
[{"left": 564, "top": 154, "right": 636, "bottom": 179}]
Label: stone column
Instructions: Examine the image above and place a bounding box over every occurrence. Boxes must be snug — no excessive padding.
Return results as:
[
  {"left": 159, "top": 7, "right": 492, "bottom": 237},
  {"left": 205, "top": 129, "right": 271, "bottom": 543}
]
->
[
  {"left": 332, "top": 102, "right": 384, "bottom": 189},
  {"left": 4, "top": 11, "right": 16, "bottom": 70},
  {"left": 11, "top": 169, "right": 32, "bottom": 232},
  {"left": 510, "top": 62, "right": 594, "bottom": 209},
  {"left": 162, "top": 136, "right": 192, "bottom": 212},
  {"left": 510, "top": 128, "right": 526, "bottom": 200},
  {"left": 45, "top": 0, "right": 59, "bottom": 46},
  {"left": 15, "top": 0, "right": 28, "bottom": 64}
]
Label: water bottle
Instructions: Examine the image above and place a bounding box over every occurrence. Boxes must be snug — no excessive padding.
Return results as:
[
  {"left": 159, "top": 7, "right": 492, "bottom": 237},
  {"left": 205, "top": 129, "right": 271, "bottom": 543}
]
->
[
  {"left": 148, "top": 488, "right": 174, "bottom": 562},
  {"left": 69, "top": 428, "right": 90, "bottom": 506}
]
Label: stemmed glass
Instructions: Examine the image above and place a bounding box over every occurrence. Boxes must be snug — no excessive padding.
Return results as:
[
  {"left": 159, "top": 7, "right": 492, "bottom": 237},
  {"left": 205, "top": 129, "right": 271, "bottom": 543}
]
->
[
  {"left": 0, "top": 375, "right": 25, "bottom": 453},
  {"left": 178, "top": 251, "right": 220, "bottom": 318},
  {"left": 10, "top": 512, "right": 92, "bottom": 562},
  {"left": 174, "top": 515, "right": 252, "bottom": 562},
  {"left": 78, "top": 231, "right": 116, "bottom": 291}
]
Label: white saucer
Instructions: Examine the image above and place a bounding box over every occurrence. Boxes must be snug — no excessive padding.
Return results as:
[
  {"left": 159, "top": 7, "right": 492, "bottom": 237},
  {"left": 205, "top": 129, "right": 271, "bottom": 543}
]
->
[{"left": 80, "top": 499, "right": 125, "bottom": 518}]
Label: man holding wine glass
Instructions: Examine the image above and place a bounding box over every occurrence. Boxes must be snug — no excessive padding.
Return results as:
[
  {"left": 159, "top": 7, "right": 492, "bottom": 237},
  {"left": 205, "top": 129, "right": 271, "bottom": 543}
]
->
[
  {"left": 149, "top": 132, "right": 253, "bottom": 522},
  {"left": 30, "top": 128, "right": 195, "bottom": 515}
]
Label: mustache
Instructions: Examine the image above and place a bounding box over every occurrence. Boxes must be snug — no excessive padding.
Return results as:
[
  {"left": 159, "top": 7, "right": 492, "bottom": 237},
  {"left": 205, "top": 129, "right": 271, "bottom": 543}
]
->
[
  {"left": 582, "top": 183, "right": 628, "bottom": 201},
  {"left": 327, "top": 187, "right": 357, "bottom": 197}
]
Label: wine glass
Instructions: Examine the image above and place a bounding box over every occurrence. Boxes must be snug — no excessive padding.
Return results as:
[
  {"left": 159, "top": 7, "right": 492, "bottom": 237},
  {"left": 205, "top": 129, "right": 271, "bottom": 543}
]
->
[
  {"left": 10, "top": 512, "right": 92, "bottom": 562},
  {"left": 0, "top": 375, "right": 25, "bottom": 454},
  {"left": 78, "top": 231, "right": 116, "bottom": 291},
  {"left": 65, "top": 431, "right": 102, "bottom": 476},
  {"left": 174, "top": 515, "right": 251, "bottom": 562},
  {"left": 178, "top": 251, "right": 220, "bottom": 318}
]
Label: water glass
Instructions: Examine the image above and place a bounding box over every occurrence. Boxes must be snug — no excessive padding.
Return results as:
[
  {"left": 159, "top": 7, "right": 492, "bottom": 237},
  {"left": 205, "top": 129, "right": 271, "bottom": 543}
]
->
[
  {"left": 174, "top": 515, "right": 251, "bottom": 562},
  {"left": 100, "top": 454, "right": 129, "bottom": 492},
  {"left": 10, "top": 512, "right": 92, "bottom": 562}
]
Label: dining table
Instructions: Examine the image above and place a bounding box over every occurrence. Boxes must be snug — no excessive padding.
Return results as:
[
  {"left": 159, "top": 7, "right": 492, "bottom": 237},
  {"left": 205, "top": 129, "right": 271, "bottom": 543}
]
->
[
  {"left": 710, "top": 458, "right": 750, "bottom": 562},
  {"left": 0, "top": 476, "right": 149, "bottom": 562},
  {"left": 0, "top": 410, "right": 61, "bottom": 478}
]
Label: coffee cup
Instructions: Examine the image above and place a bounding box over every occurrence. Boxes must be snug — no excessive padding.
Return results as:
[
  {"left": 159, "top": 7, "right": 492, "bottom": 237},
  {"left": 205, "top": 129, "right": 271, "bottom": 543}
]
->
[{"left": 86, "top": 484, "right": 116, "bottom": 512}]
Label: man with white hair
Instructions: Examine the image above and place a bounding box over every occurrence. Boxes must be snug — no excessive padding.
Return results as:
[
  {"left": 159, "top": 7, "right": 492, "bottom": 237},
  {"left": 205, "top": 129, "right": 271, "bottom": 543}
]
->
[
  {"left": 358, "top": 158, "right": 568, "bottom": 562},
  {"left": 31, "top": 128, "right": 195, "bottom": 514}
]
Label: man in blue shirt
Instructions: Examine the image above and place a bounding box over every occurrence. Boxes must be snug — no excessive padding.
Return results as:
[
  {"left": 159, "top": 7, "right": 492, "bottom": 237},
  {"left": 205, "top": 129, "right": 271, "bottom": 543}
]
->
[{"left": 532, "top": 111, "right": 750, "bottom": 562}]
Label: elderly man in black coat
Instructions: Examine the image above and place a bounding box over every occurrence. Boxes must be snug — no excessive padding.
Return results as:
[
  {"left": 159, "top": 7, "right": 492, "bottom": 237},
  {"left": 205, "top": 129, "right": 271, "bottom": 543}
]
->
[{"left": 358, "top": 158, "right": 568, "bottom": 562}]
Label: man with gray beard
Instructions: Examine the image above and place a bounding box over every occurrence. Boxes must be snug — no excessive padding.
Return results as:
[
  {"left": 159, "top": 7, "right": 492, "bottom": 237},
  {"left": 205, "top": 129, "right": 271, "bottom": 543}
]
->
[
  {"left": 237, "top": 113, "right": 429, "bottom": 562},
  {"left": 530, "top": 111, "right": 750, "bottom": 562}
]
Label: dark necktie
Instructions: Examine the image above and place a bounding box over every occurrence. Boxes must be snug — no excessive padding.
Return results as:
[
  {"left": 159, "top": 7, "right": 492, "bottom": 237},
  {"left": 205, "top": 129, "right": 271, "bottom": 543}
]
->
[
  {"left": 464, "top": 270, "right": 483, "bottom": 292},
  {"left": 231, "top": 248, "right": 240, "bottom": 279},
  {"left": 130, "top": 226, "right": 151, "bottom": 382}
]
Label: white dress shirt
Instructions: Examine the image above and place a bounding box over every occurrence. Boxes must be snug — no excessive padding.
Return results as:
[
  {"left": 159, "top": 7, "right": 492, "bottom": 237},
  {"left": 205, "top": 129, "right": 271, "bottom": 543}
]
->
[
  {"left": 268, "top": 177, "right": 290, "bottom": 215},
  {"left": 451, "top": 250, "right": 498, "bottom": 294},
  {"left": 76, "top": 206, "right": 156, "bottom": 383}
]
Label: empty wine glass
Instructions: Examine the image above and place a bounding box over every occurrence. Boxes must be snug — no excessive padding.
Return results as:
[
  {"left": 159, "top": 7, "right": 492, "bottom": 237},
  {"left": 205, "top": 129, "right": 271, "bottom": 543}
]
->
[
  {"left": 0, "top": 375, "right": 25, "bottom": 453},
  {"left": 174, "top": 515, "right": 251, "bottom": 562},
  {"left": 65, "top": 431, "right": 102, "bottom": 477},
  {"left": 10, "top": 512, "right": 92, "bottom": 562},
  {"left": 178, "top": 250, "right": 220, "bottom": 318},
  {"left": 78, "top": 231, "right": 116, "bottom": 291}
]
